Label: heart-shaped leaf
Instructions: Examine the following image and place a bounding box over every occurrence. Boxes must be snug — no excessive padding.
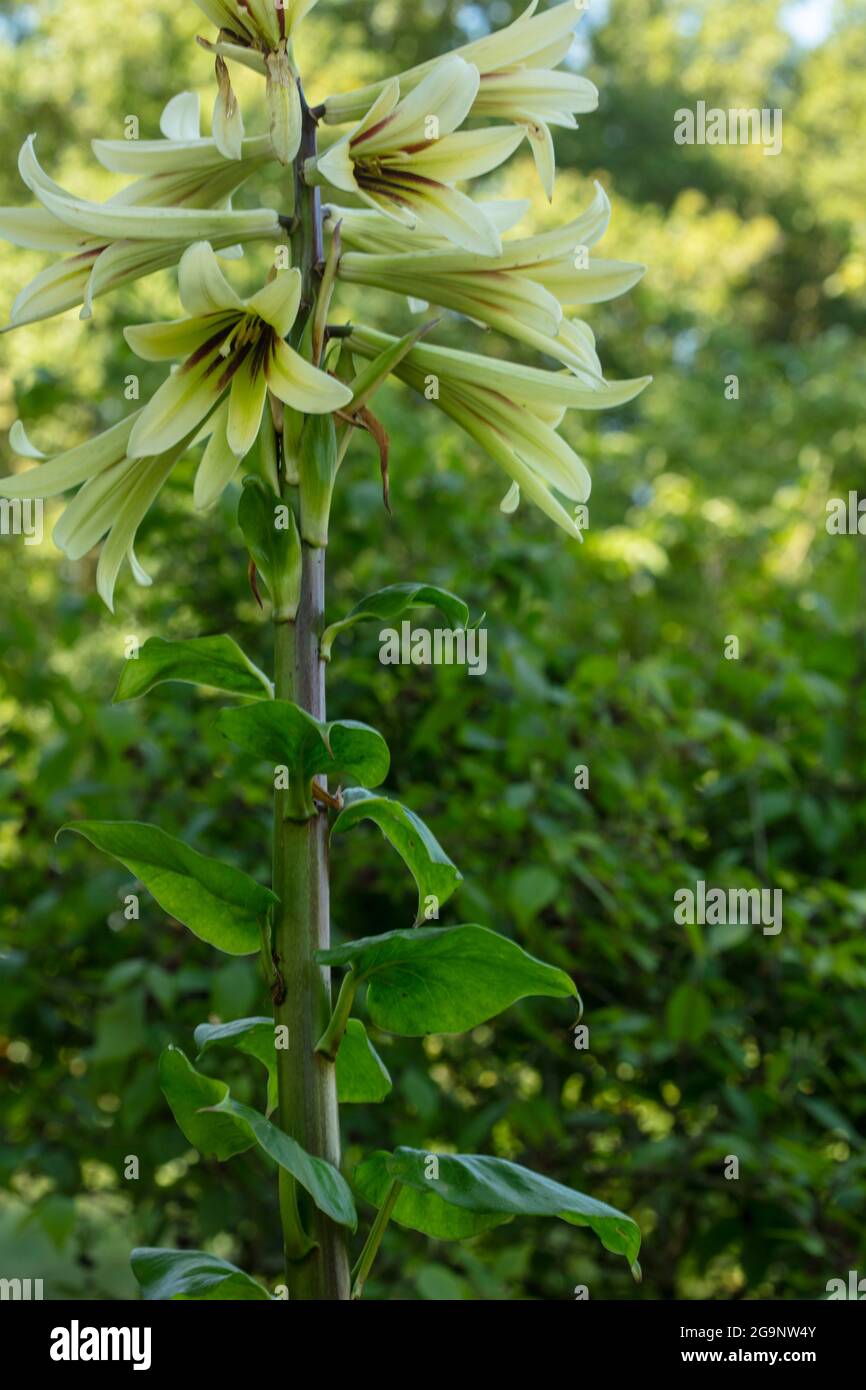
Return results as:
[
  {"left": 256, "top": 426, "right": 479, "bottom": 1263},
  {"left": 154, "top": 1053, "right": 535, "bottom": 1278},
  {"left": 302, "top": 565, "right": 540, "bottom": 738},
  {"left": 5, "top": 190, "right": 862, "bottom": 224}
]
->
[
  {"left": 131, "top": 1248, "right": 272, "bottom": 1301},
  {"left": 332, "top": 788, "right": 461, "bottom": 925},
  {"left": 321, "top": 582, "right": 470, "bottom": 661},
  {"left": 217, "top": 701, "right": 389, "bottom": 816},
  {"left": 207, "top": 1094, "right": 358, "bottom": 1230},
  {"left": 159, "top": 1047, "right": 356, "bottom": 1230},
  {"left": 193, "top": 1014, "right": 390, "bottom": 1107},
  {"left": 159, "top": 1045, "right": 253, "bottom": 1160},
  {"left": 337, "top": 1019, "right": 392, "bottom": 1103},
  {"left": 355, "top": 1151, "right": 509, "bottom": 1240},
  {"left": 60, "top": 822, "right": 276, "bottom": 956},
  {"left": 317, "top": 924, "right": 577, "bottom": 1036},
  {"left": 113, "top": 634, "right": 272, "bottom": 703},
  {"left": 384, "top": 1147, "right": 641, "bottom": 1264},
  {"left": 195, "top": 1015, "right": 277, "bottom": 1114}
]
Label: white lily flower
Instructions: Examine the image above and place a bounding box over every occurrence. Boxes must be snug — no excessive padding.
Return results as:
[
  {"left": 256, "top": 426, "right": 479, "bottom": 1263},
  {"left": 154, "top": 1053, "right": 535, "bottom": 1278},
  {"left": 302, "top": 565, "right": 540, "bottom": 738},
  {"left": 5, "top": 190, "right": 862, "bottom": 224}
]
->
[
  {"left": 15, "top": 133, "right": 273, "bottom": 243},
  {"left": 323, "top": 2, "right": 591, "bottom": 196},
  {"left": 348, "top": 324, "right": 650, "bottom": 538},
  {"left": 307, "top": 57, "right": 523, "bottom": 256},
  {"left": 337, "top": 182, "right": 644, "bottom": 381},
  {"left": 324, "top": 2, "right": 580, "bottom": 124},
  {"left": 0, "top": 95, "right": 279, "bottom": 328},
  {"left": 124, "top": 242, "right": 352, "bottom": 461},
  {"left": 0, "top": 411, "right": 199, "bottom": 611}
]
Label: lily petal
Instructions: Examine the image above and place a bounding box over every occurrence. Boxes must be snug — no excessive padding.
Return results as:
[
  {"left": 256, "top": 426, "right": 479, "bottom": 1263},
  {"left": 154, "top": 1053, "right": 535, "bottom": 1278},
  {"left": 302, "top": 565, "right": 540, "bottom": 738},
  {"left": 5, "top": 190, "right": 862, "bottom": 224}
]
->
[
  {"left": 385, "top": 179, "right": 503, "bottom": 256},
  {"left": 124, "top": 314, "right": 229, "bottom": 362},
  {"left": 9, "top": 421, "right": 47, "bottom": 459},
  {"left": 0, "top": 415, "right": 139, "bottom": 498},
  {"left": 246, "top": 268, "right": 302, "bottom": 336},
  {"left": 6, "top": 251, "right": 100, "bottom": 329},
  {"left": 407, "top": 126, "right": 524, "bottom": 182},
  {"left": 52, "top": 453, "right": 142, "bottom": 558},
  {"left": 0, "top": 206, "right": 89, "bottom": 252},
  {"left": 95, "top": 451, "right": 180, "bottom": 611},
  {"left": 266, "top": 339, "right": 353, "bottom": 413},
  {"left": 178, "top": 240, "right": 245, "bottom": 317},
  {"left": 523, "top": 119, "right": 556, "bottom": 200},
  {"left": 356, "top": 57, "right": 479, "bottom": 155},
  {"left": 193, "top": 399, "right": 240, "bottom": 508},
  {"left": 128, "top": 347, "right": 228, "bottom": 457},
  {"left": 213, "top": 57, "right": 245, "bottom": 161},
  {"left": 160, "top": 92, "right": 202, "bottom": 141},
  {"left": 227, "top": 353, "right": 268, "bottom": 457},
  {"left": 533, "top": 256, "right": 647, "bottom": 305}
]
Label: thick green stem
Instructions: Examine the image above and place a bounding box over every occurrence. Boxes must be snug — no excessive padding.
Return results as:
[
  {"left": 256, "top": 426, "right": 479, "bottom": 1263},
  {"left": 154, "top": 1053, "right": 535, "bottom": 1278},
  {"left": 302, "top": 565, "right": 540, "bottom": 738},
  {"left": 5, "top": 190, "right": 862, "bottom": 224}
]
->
[
  {"left": 350, "top": 1180, "right": 401, "bottom": 1301},
  {"left": 270, "top": 88, "right": 350, "bottom": 1301}
]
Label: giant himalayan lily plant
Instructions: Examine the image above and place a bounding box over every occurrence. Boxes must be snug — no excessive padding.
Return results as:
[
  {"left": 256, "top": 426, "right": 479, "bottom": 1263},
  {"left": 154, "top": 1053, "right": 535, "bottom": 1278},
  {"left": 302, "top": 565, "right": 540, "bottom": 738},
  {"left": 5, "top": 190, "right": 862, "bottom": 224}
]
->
[{"left": 0, "top": 0, "right": 648, "bottom": 1301}]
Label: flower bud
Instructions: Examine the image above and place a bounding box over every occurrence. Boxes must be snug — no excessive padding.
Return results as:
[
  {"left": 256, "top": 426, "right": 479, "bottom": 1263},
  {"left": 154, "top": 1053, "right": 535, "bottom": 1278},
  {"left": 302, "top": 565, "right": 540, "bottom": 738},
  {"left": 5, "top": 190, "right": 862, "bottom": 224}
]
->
[
  {"left": 298, "top": 412, "right": 337, "bottom": 548},
  {"left": 266, "top": 45, "right": 301, "bottom": 166},
  {"left": 238, "top": 476, "right": 302, "bottom": 623}
]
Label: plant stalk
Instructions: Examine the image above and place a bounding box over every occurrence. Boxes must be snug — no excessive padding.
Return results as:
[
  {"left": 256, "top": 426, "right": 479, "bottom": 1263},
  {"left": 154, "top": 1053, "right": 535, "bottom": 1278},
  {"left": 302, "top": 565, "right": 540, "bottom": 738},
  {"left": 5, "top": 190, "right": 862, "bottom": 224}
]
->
[
  {"left": 350, "top": 1180, "right": 401, "bottom": 1300},
  {"left": 271, "top": 86, "right": 350, "bottom": 1301}
]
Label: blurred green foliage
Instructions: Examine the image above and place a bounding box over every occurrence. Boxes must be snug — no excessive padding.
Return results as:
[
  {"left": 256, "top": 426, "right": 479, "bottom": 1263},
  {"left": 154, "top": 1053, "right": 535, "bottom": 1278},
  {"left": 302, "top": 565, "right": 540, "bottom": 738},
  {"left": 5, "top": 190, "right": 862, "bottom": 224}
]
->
[{"left": 1, "top": 0, "right": 865, "bottom": 1301}]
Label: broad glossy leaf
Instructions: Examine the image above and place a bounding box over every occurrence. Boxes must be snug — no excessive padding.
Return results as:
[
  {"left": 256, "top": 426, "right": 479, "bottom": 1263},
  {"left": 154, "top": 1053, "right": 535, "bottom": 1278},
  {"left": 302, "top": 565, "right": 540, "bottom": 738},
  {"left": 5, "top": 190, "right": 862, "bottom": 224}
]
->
[
  {"left": 159, "top": 1046, "right": 252, "bottom": 1160},
  {"left": 387, "top": 1147, "right": 641, "bottom": 1263},
  {"left": 60, "top": 821, "right": 276, "bottom": 955},
  {"left": 160, "top": 1046, "right": 355, "bottom": 1228},
  {"left": 321, "top": 582, "right": 470, "bottom": 661},
  {"left": 217, "top": 701, "right": 389, "bottom": 809},
  {"left": 337, "top": 1019, "right": 392, "bottom": 1103},
  {"left": 195, "top": 1015, "right": 277, "bottom": 1114},
  {"left": 355, "top": 1151, "right": 509, "bottom": 1240},
  {"left": 113, "top": 634, "right": 272, "bottom": 703},
  {"left": 332, "top": 788, "right": 462, "bottom": 925},
  {"left": 317, "top": 924, "right": 577, "bottom": 1035},
  {"left": 193, "top": 1014, "right": 389, "bottom": 1107},
  {"left": 209, "top": 1095, "right": 357, "bottom": 1230},
  {"left": 131, "top": 1247, "right": 272, "bottom": 1301}
]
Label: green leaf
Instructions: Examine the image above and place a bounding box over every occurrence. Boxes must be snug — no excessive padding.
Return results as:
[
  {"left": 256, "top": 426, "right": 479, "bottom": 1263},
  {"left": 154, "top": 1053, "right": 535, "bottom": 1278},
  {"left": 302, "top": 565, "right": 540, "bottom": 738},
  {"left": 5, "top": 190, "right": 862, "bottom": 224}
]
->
[
  {"left": 666, "top": 982, "right": 712, "bottom": 1044},
  {"left": 217, "top": 701, "right": 389, "bottom": 817},
  {"left": 113, "top": 634, "right": 272, "bottom": 703},
  {"left": 193, "top": 1014, "right": 389, "bottom": 1107},
  {"left": 159, "top": 1046, "right": 253, "bottom": 1160},
  {"left": 336, "top": 1019, "right": 392, "bottom": 1103},
  {"left": 321, "top": 582, "right": 470, "bottom": 661},
  {"left": 238, "top": 476, "right": 302, "bottom": 622},
  {"left": 355, "top": 1151, "right": 509, "bottom": 1240},
  {"left": 195, "top": 1015, "right": 277, "bottom": 1114},
  {"left": 385, "top": 1147, "right": 641, "bottom": 1264},
  {"left": 208, "top": 1094, "right": 357, "bottom": 1230},
  {"left": 332, "top": 788, "right": 462, "bottom": 926},
  {"left": 131, "top": 1248, "right": 272, "bottom": 1301},
  {"left": 317, "top": 924, "right": 576, "bottom": 1035},
  {"left": 60, "top": 821, "right": 276, "bottom": 956},
  {"left": 158, "top": 1047, "right": 356, "bottom": 1229},
  {"left": 346, "top": 321, "right": 437, "bottom": 413}
]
